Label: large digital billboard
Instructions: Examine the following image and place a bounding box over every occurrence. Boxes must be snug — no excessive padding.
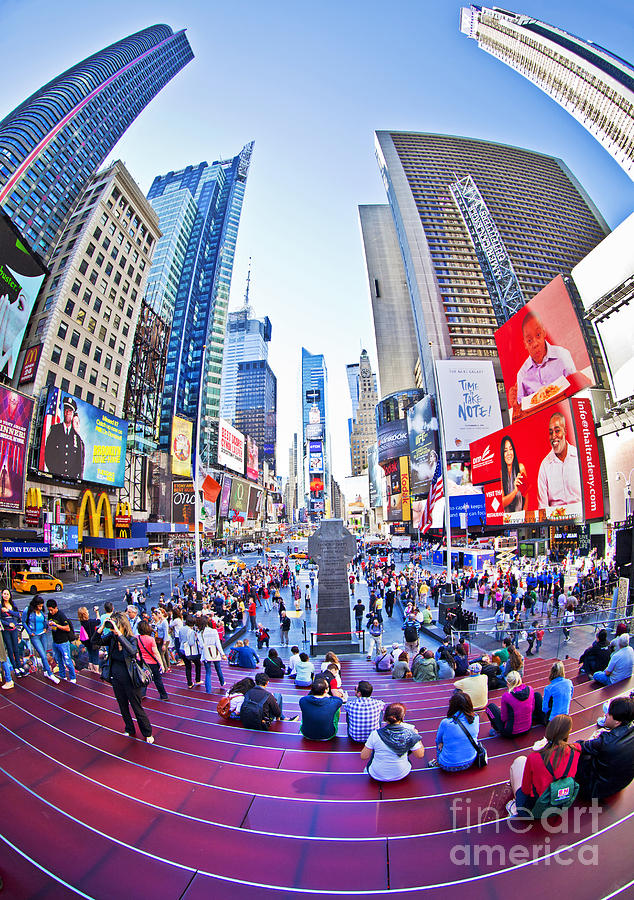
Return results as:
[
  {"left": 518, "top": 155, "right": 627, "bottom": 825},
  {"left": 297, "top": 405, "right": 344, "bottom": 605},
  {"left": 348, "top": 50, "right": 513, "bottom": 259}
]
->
[
  {"left": 435, "top": 360, "right": 502, "bottom": 452},
  {"left": 469, "top": 397, "right": 603, "bottom": 524},
  {"left": 602, "top": 432, "right": 634, "bottom": 523},
  {"left": 218, "top": 419, "right": 245, "bottom": 474},
  {"left": 172, "top": 481, "right": 195, "bottom": 525},
  {"left": 247, "top": 485, "right": 262, "bottom": 520},
  {"left": 0, "top": 387, "right": 34, "bottom": 513},
  {"left": 0, "top": 213, "right": 47, "bottom": 380},
  {"left": 446, "top": 461, "right": 485, "bottom": 527},
  {"left": 378, "top": 418, "right": 409, "bottom": 464},
  {"left": 229, "top": 477, "right": 249, "bottom": 519},
  {"left": 246, "top": 435, "right": 258, "bottom": 481},
  {"left": 495, "top": 275, "right": 595, "bottom": 420},
  {"left": 367, "top": 443, "right": 383, "bottom": 509},
  {"left": 309, "top": 475, "right": 324, "bottom": 492},
  {"left": 38, "top": 387, "right": 128, "bottom": 486},
  {"left": 407, "top": 395, "right": 439, "bottom": 497},
  {"left": 383, "top": 458, "right": 402, "bottom": 522},
  {"left": 171, "top": 416, "right": 192, "bottom": 477},
  {"left": 219, "top": 475, "right": 232, "bottom": 518}
]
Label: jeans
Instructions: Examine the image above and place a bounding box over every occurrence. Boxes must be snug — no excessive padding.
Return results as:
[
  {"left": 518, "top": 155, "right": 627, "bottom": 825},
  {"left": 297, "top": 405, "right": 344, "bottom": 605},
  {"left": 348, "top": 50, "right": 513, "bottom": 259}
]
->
[
  {"left": 280, "top": 628, "right": 290, "bottom": 645},
  {"left": 181, "top": 653, "right": 201, "bottom": 686},
  {"left": 52, "top": 642, "right": 76, "bottom": 680},
  {"left": 367, "top": 635, "right": 382, "bottom": 658},
  {"left": 204, "top": 659, "right": 225, "bottom": 693},
  {"left": 30, "top": 633, "right": 53, "bottom": 676},
  {"left": 2, "top": 659, "right": 13, "bottom": 682},
  {"left": 3, "top": 628, "right": 22, "bottom": 672},
  {"left": 593, "top": 671, "right": 611, "bottom": 686}
]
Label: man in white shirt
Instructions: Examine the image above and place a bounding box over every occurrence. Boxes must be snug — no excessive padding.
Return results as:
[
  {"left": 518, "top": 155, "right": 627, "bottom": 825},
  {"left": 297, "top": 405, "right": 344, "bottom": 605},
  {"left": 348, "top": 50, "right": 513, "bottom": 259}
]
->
[
  {"left": 537, "top": 412, "right": 582, "bottom": 509},
  {"left": 510, "top": 313, "right": 575, "bottom": 405}
]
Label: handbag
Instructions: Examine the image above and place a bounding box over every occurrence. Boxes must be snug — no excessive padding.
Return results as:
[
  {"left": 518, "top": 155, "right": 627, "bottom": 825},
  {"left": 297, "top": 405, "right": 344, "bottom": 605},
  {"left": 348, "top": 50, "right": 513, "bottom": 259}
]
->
[
  {"left": 217, "top": 696, "right": 232, "bottom": 719},
  {"left": 453, "top": 714, "right": 488, "bottom": 768},
  {"left": 130, "top": 657, "right": 152, "bottom": 689}
]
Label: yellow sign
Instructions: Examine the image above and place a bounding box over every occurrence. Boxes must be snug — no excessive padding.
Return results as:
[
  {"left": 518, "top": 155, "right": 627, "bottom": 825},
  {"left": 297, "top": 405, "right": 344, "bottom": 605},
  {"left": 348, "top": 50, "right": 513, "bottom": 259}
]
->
[
  {"left": 400, "top": 456, "right": 411, "bottom": 522},
  {"left": 171, "top": 416, "right": 193, "bottom": 477}
]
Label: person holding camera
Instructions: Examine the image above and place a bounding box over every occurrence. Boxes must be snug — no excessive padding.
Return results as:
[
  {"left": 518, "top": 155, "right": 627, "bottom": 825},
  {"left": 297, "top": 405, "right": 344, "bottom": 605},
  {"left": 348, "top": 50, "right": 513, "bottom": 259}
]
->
[{"left": 92, "top": 611, "right": 154, "bottom": 743}]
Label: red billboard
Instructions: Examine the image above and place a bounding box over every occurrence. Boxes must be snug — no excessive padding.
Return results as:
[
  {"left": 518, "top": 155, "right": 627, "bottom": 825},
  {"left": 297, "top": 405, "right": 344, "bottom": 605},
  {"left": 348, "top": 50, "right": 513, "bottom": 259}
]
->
[
  {"left": 469, "top": 397, "right": 603, "bottom": 523},
  {"left": 495, "top": 276, "right": 594, "bottom": 421}
]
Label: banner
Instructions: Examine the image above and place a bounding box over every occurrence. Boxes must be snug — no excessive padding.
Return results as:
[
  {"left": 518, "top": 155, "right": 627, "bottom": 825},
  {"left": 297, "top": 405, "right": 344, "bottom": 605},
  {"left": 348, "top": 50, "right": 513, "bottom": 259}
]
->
[
  {"left": 384, "top": 458, "right": 402, "bottom": 521},
  {"left": 571, "top": 398, "right": 604, "bottom": 520},
  {"left": 0, "top": 213, "right": 47, "bottom": 379},
  {"left": 38, "top": 387, "right": 127, "bottom": 487},
  {"left": 435, "top": 360, "right": 502, "bottom": 452},
  {"left": 172, "top": 481, "right": 195, "bottom": 525},
  {"left": 0, "top": 387, "right": 34, "bottom": 513},
  {"left": 229, "top": 478, "right": 249, "bottom": 518},
  {"left": 247, "top": 485, "right": 261, "bottom": 520},
  {"left": 368, "top": 444, "right": 384, "bottom": 509},
  {"left": 218, "top": 419, "right": 244, "bottom": 474},
  {"left": 246, "top": 435, "right": 258, "bottom": 481},
  {"left": 495, "top": 275, "right": 595, "bottom": 420},
  {"left": 18, "top": 343, "right": 42, "bottom": 385},
  {"left": 407, "top": 395, "right": 439, "bottom": 497},
  {"left": 309, "top": 451, "right": 324, "bottom": 473},
  {"left": 219, "top": 475, "right": 232, "bottom": 518},
  {"left": 399, "top": 456, "right": 411, "bottom": 522},
  {"left": 171, "top": 416, "right": 193, "bottom": 477}
]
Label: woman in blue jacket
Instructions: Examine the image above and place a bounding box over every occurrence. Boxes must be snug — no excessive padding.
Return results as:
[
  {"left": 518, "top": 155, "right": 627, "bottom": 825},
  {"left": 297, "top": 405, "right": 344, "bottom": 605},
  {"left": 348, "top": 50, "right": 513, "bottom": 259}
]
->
[
  {"left": 542, "top": 660, "right": 573, "bottom": 723},
  {"left": 23, "top": 595, "right": 60, "bottom": 682},
  {"left": 430, "top": 690, "right": 480, "bottom": 771}
]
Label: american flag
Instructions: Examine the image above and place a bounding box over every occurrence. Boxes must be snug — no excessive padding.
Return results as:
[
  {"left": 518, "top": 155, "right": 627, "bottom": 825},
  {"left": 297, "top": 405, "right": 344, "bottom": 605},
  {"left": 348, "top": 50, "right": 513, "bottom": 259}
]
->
[{"left": 420, "top": 459, "right": 444, "bottom": 534}]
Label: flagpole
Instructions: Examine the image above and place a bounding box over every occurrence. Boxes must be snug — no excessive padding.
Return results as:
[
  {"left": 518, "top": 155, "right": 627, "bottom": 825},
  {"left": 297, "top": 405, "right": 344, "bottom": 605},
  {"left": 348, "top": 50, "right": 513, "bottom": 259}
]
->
[{"left": 429, "top": 342, "right": 453, "bottom": 590}]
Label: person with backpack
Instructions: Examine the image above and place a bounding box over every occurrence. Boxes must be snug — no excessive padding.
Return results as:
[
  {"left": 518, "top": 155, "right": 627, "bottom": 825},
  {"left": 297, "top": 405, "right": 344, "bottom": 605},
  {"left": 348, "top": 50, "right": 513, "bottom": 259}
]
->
[
  {"left": 240, "top": 672, "right": 296, "bottom": 729},
  {"left": 507, "top": 714, "right": 580, "bottom": 818},
  {"left": 576, "top": 696, "right": 634, "bottom": 800},
  {"left": 402, "top": 616, "right": 419, "bottom": 656},
  {"left": 46, "top": 599, "right": 77, "bottom": 683}
]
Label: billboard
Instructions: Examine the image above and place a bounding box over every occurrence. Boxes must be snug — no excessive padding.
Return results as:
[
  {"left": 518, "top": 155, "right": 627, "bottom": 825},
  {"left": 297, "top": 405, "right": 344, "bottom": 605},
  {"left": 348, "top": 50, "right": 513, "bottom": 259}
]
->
[
  {"left": 446, "top": 461, "right": 485, "bottom": 528},
  {"left": 38, "top": 387, "right": 128, "bottom": 486},
  {"left": 368, "top": 444, "right": 384, "bottom": 509},
  {"left": 469, "top": 397, "right": 603, "bottom": 523},
  {"left": 219, "top": 475, "right": 232, "bottom": 518},
  {"left": 400, "top": 456, "right": 411, "bottom": 522},
  {"left": 572, "top": 211, "right": 634, "bottom": 311},
  {"left": 246, "top": 435, "right": 258, "bottom": 481},
  {"left": 310, "top": 475, "right": 324, "bottom": 493},
  {"left": 306, "top": 404, "right": 323, "bottom": 440},
  {"left": 247, "top": 485, "right": 262, "bottom": 520},
  {"left": 602, "top": 432, "right": 634, "bottom": 523},
  {"left": 47, "top": 524, "right": 79, "bottom": 551},
  {"left": 309, "top": 451, "right": 324, "bottom": 473},
  {"left": 171, "top": 416, "right": 192, "bottom": 477},
  {"left": 172, "top": 481, "right": 195, "bottom": 525},
  {"left": 378, "top": 418, "right": 409, "bottom": 464},
  {"left": 495, "top": 275, "right": 595, "bottom": 419},
  {"left": 309, "top": 440, "right": 322, "bottom": 454},
  {"left": 383, "top": 458, "right": 402, "bottom": 522},
  {"left": 0, "top": 387, "right": 34, "bottom": 513},
  {"left": 18, "top": 343, "right": 42, "bottom": 385},
  {"left": 0, "top": 213, "right": 47, "bottom": 379},
  {"left": 435, "top": 360, "right": 502, "bottom": 452},
  {"left": 218, "top": 419, "right": 245, "bottom": 474},
  {"left": 263, "top": 442, "right": 275, "bottom": 457},
  {"left": 407, "top": 395, "right": 439, "bottom": 497},
  {"left": 229, "top": 478, "right": 249, "bottom": 518},
  {"left": 593, "top": 312, "right": 634, "bottom": 403}
]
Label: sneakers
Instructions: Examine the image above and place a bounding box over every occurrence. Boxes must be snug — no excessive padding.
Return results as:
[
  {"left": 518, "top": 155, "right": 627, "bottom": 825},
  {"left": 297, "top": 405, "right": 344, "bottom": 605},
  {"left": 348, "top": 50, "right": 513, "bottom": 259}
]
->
[
  {"left": 505, "top": 798, "right": 518, "bottom": 817},
  {"left": 145, "top": 736, "right": 155, "bottom": 744},
  {"left": 123, "top": 731, "right": 135, "bottom": 737},
  {"left": 69, "top": 678, "right": 77, "bottom": 684},
  {"left": 427, "top": 759, "right": 439, "bottom": 768},
  {"left": 488, "top": 728, "right": 498, "bottom": 737},
  {"left": 45, "top": 672, "right": 61, "bottom": 684},
  {"left": 1, "top": 681, "right": 14, "bottom": 690}
]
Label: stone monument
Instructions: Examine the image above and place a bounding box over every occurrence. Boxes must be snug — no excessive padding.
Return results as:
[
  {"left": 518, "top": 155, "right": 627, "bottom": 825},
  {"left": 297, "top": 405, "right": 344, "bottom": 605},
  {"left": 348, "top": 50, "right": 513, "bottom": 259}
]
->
[{"left": 308, "top": 518, "right": 359, "bottom": 654}]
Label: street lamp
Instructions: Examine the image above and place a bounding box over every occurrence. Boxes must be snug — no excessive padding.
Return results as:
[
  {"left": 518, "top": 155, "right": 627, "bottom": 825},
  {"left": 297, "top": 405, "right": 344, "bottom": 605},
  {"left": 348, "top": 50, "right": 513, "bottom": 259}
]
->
[{"left": 616, "top": 469, "right": 634, "bottom": 519}]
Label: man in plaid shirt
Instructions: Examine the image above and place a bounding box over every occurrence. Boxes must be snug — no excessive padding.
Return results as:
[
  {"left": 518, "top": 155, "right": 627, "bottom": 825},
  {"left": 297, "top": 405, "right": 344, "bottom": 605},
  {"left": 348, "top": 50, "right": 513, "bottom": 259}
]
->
[{"left": 345, "top": 681, "right": 385, "bottom": 742}]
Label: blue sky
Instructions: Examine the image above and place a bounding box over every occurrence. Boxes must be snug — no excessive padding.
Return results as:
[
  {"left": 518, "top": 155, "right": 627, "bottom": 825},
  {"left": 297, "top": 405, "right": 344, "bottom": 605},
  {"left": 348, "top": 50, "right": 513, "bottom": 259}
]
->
[{"left": 2, "top": 0, "right": 634, "bottom": 486}]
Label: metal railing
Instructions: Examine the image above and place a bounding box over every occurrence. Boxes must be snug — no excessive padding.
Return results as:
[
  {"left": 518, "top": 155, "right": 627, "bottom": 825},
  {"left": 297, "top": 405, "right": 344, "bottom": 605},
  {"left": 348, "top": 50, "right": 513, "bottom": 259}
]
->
[{"left": 309, "top": 630, "right": 365, "bottom": 655}]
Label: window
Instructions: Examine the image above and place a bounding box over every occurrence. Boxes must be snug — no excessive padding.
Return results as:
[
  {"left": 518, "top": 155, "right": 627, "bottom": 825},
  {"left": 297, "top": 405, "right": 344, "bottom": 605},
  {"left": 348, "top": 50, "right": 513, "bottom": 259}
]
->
[
  {"left": 99, "top": 326, "right": 107, "bottom": 342},
  {"left": 87, "top": 317, "right": 97, "bottom": 334},
  {"left": 98, "top": 398, "right": 106, "bottom": 410},
  {"left": 93, "top": 297, "right": 102, "bottom": 313},
  {"left": 86, "top": 391, "right": 94, "bottom": 405},
  {"left": 112, "top": 381, "right": 119, "bottom": 396},
  {"left": 113, "top": 271, "right": 121, "bottom": 286},
  {"left": 51, "top": 345, "right": 62, "bottom": 364},
  {"left": 99, "top": 278, "right": 107, "bottom": 293},
  {"left": 89, "top": 270, "right": 97, "bottom": 285},
  {"left": 71, "top": 279, "right": 80, "bottom": 295},
  {"left": 104, "top": 354, "right": 113, "bottom": 370},
  {"left": 94, "top": 347, "right": 102, "bottom": 363},
  {"left": 78, "top": 259, "right": 88, "bottom": 275},
  {"left": 108, "top": 335, "right": 116, "bottom": 349},
  {"left": 74, "top": 385, "right": 82, "bottom": 399},
  {"left": 105, "top": 262, "right": 113, "bottom": 276},
  {"left": 108, "top": 222, "right": 116, "bottom": 236},
  {"left": 82, "top": 338, "right": 91, "bottom": 356},
  {"left": 126, "top": 305, "right": 133, "bottom": 319},
  {"left": 100, "top": 375, "right": 109, "bottom": 391},
  {"left": 103, "top": 306, "right": 111, "bottom": 323},
  {"left": 57, "top": 321, "right": 68, "bottom": 339},
  {"left": 70, "top": 330, "right": 80, "bottom": 348},
  {"left": 108, "top": 403, "right": 116, "bottom": 414},
  {"left": 77, "top": 307, "right": 86, "bottom": 325},
  {"left": 122, "top": 323, "right": 129, "bottom": 338},
  {"left": 114, "top": 315, "right": 121, "bottom": 329},
  {"left": 86, "top": 242, "right": 96, "bottom": 257},
  {"left": 110, "top": 248, "right": 118, "bottom": 261},
  {"left": 102, "top": 237, "right": 110, "bottom": 250},
  {"left": 77, "top": 361, "right": 86, "bottom": 379},
  {"left": 115, "top": 361, "right": 122, "bottom": 377},
  {"left": 45, "top": 370, "right": 56, "bottom": 387},
  {"left": 64, "top": 353, "right": 75, "bottom": 373},
  {"left": 89, "top": 369, "right": 98, "bottom": 386},
  {"left": 95, "top": 252, "right": 104, "bottom": 267},
  {"left": 60, "top": 378, "right": 70, "bottom": 392},
  {"left": 93, "top": 227, "right": 102, "bottom": 240},
  {"left": 64, "top": 299, "right": 75, "bottom": 316},
  {"left": 82, "top": 288, "right": 92, "bottom": 303},
  {"left": 118, "top": 341, "right": 125, "bottom": 356}
]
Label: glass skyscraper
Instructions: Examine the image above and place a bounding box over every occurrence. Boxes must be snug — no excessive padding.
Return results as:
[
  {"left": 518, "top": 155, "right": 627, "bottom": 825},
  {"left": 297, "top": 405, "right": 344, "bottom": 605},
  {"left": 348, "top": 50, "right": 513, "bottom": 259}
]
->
[
  {"left": 220, "top": 306, "right": 272, "bottom": 424},
  {"left": 460, "top": 6, "right": 634, "bottom": 181},
  {"left": 301, "top": 347, "right": 330, "bottom": 517},
  {"left": 147, "top": 143, "right": 254, "bottom": 457},
  {"left": 234, "top": 359, "right": 277, "bottom": 471},
  {"left": 0, "top": 25, "right": 193, "bottom": 260}
]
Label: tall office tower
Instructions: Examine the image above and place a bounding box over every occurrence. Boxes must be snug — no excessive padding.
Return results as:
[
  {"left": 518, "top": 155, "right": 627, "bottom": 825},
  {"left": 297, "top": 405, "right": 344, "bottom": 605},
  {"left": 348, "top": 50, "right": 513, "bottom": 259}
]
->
[
  {"left": 234, "top": 359, "right": 277, "bottom": 471},
  {"left": 0, "top": 25, "right": 193, "bottom": 260},
  {"left": 220, "top": 304, "right": 272, "bottom": 425},
  {"left": 358, "top": 204, "right": 420, "bottom": 398},
  {"left": 147, "top": 143, "right": 254, "bottom": 458},
  {"left": 284, "top": 433, "right": 299, "bottom": 522},
  {"left": 16, "top": 161, "right": 159, "bottom": 417},
  {"left": 460, "top": 6, "right": 634, "bottom": 181},
  {"left": 349, "top": 350, "right": 379, "bottom": 476},
  {"left": 301, "top": 348, "right": 329, "bottom": 518},
  {"left": 346, "top": 358, "right": 378, "bottom": 449},
  {"left": 375, "top": 131, "right": 609, "bottom": 391}
]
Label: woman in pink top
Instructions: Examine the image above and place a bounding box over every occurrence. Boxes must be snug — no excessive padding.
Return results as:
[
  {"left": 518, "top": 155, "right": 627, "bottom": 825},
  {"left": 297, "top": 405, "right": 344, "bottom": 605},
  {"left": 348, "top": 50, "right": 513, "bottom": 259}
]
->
[{"left": 137, "top": 620, "right": 169, "bottom": 701}]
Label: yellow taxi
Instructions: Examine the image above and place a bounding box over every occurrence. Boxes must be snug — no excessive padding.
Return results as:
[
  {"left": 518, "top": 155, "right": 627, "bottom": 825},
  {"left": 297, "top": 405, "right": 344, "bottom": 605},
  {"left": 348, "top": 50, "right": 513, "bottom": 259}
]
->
[
  {"left": 289, "top": 551, "right": 309, "bottom": 560},
  {"left": 227, "top": 558, "right": 247, "bottom": 571},
  {"left": 12, "top": 570, "right": 63, "bottom": 594}
]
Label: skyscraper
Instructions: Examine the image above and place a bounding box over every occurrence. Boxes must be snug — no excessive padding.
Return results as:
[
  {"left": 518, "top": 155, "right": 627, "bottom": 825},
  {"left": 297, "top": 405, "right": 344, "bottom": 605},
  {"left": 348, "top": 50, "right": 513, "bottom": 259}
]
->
[
  {"left": 301, "top": 348, "right": 329, "bottom": 518},
  {"left": 234, "top": 359, "right": 277, "bottom": 471},
  {"left": 220, "top": 305, "right": 272, "bottom": 425},
  {"left": 349, "top": 350, "right": 378, "bottom": 476},
  {"left": 147, "top": 143, "right": 254, "bottom": 457},
  {"left": 374, "top": 131, "right": 609, "bottom": 391},
  {"left": 460, "top": 6, "right": 634, "bottom": 181},
  {"left": 0, "top": 25, "right": 193, "bottom": 260}
]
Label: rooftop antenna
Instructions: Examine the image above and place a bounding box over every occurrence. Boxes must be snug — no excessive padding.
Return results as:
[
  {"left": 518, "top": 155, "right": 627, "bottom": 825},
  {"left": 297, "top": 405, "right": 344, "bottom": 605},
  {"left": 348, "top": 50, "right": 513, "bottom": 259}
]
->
[{"left": 241, "top": 258, "right": 252, "bottom": 313}]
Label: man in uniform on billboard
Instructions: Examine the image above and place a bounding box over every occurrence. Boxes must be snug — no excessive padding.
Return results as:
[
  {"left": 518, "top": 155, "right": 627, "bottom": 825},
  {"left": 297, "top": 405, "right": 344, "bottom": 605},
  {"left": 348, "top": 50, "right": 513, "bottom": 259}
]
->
[
  {"left": 44, "top": 397, "right": 85, "bottom": 479},
  {"left": 537, "top": 412, "right": 581, "bottom": 509},
  {"left": 510, "top": 312, "right": 576, "bottom": 406}
]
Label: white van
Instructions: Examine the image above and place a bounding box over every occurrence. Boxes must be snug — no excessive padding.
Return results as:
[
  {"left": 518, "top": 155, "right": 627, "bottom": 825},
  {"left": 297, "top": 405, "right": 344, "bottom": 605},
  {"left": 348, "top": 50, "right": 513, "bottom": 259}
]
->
[
  {"left": 242, "top": 542, "right": 257, "bottom": 553},
  {"left": 202, "top": 559, "right": 231, "bottom": 576}
]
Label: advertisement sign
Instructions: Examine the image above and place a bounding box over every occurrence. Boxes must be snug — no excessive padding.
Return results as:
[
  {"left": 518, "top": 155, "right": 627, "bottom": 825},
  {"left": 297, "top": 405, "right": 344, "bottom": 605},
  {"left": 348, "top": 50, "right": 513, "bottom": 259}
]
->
[
  {"left": 171, "top": 416, "right": 193, "bottom": 477},
  {"left": 601, "top": 432, "right": 634, "bottom": 522},
  {"left": 484, "top": 483, "right": 504, "bottom": 527},
  {"left": 446, "top": 461, "right": 485, "bottom": 527},
  {"left": 1, "top": 542, "right": 50, "bottom": 559},
  {"left": 310, "top": 475, "right": 324, "bottom": 493},
  {"left": 246, "top": 435, "right": 259, "bottom": 481},
  {"left": 247, "top": 485, "right": 261, "bottom": 520},
  {"left": 229, "top": 478, "right": 249, "bottom": 516},
  {"left": 407, "top": 395, "right": 439, "bottom": 497},
  {"left": 495, "top": 275, "right": 595, "bottom": 418},
  {"left": 378, "top": 418, "right": 409, "bottom": 464},
  {"left": 0, "top": 386, "right": 34, "bottom": 513},
  {"left": 49, "top": 524, "right": 79, "bottom": 551},
  {"left": 218, "top": 419, "right": 245, "bottom": 474},
  {"left": 306, "top": 404, "right": 324, "bottom": 440},
  {"left": 309, "top": 440, "right": 322, "bottom": 454},
  {"left": 263, "top": 442, "right": 275, "bottom": 457},
  {"left": 399, "top": 456, "right": 411, "bottom": 522},
  {"left": 219, "top": 475, "right": 232, "bottom": 518},
  {"left": 18, "top": 343, "right": 42, "bottom": 385},
  {"left": 383, "top": 458, "right": 402, "bottom": 522},
  {"left": 37, "top": 387, "right": 128, "bottom": 487},
  {"left": 572, "top": 210, "right": 634, "bottom": 311},
  {"left": 435, "top": 360, "right": 502, "bottom": 452},
  {"left": 172, "top": 481, "right": 195, "bottom": 525},
  {"left": 593, "top": 311, "right": 634, "bottom": 404},
  {"left": 368, "top": 444, "right": 384, "bottom": 509},
  {"left": 0, "top": 213, "right": 47, "bottom": 380},
  {"left": 309, "top": 452, "right": 323, "bottom": 473},
  {"left": 470, "top": 397, "right": 602, "bottom": 523}
]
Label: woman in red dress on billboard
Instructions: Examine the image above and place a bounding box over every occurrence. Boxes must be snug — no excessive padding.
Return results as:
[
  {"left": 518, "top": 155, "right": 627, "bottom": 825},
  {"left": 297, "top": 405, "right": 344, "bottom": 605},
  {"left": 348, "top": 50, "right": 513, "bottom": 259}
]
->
[{"left": 501, "top": 436, "right": 527, "bottom": 512}]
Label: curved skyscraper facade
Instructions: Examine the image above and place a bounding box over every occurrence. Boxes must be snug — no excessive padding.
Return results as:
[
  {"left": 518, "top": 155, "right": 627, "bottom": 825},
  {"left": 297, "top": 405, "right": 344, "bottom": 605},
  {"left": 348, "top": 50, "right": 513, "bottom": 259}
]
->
[
  {"left": 460, "top": 6, "right": 634, "bottom": 180},
  {"left": 0, "top": 24, "right": 193, "bottom": 259}
]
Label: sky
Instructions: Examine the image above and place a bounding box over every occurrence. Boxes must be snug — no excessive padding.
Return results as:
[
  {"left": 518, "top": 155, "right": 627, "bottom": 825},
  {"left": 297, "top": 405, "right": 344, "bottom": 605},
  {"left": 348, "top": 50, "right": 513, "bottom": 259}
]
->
[{"left": 2, "top": 0, "right": 634, "bottom": 490}]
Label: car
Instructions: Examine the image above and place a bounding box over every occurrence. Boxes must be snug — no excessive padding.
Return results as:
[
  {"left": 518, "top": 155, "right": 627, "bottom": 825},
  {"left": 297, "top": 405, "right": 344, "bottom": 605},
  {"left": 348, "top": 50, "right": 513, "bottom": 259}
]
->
[
  {"left": 290, "top": 551, "right": 309, "bottom": 560},
  {"left": 227, "top": 558, "right": 247, "bottom": 570},
  {"left": 267, "top": 549, "right": 286, "bottom": 559},
  {"left": 12, "top": 570, "right": 63, "bottom": 594},
  {"left": 242, "top": 542, "right": 257, "bottom": 553}
]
